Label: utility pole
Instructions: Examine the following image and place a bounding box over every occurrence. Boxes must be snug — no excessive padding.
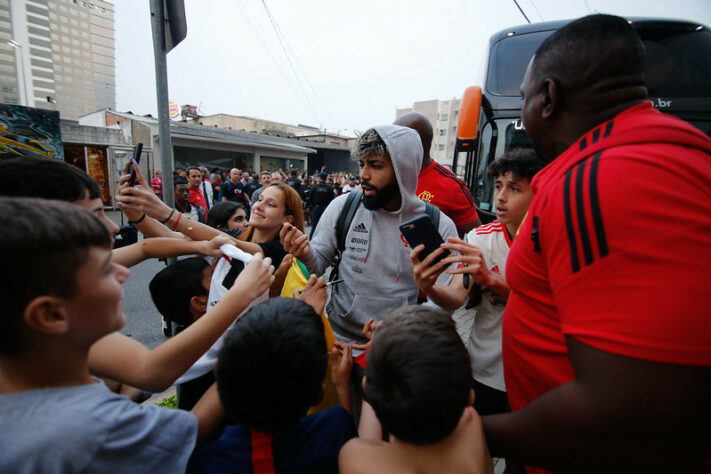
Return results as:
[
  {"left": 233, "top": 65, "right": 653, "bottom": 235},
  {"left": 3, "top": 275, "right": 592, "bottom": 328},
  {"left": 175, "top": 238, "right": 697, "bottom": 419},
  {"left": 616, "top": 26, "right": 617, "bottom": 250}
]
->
[{"left": 149, "top": 0, "right": 186, "bottom": 211}]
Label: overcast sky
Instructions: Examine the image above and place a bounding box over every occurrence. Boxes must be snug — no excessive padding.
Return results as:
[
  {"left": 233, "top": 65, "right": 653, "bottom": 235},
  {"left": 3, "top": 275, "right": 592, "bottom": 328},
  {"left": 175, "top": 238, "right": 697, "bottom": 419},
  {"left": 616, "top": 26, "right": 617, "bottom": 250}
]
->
[{"left": 114, "top": 0, "right": 711, "bottom": 135}]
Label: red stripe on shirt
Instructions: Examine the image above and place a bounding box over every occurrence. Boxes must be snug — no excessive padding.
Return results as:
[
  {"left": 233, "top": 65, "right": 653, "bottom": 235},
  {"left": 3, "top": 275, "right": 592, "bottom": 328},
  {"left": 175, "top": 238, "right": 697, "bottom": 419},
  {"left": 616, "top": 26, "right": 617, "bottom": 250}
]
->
[
  {"left": 250, "top": 430, "right": 275, "bottom": 474},
  {"left": 476, "top": 222, "right": 505, "bottom": 235},
  {"left": 432, "top": 163, "right": 475, "bottom": 204}
]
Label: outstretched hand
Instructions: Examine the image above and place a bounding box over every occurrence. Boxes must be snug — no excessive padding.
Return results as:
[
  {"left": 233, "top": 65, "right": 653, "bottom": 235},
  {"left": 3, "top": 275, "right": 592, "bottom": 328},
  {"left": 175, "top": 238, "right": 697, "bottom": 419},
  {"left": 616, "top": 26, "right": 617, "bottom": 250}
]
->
[
  {"left": 440, "top": 237, "right": 495, "bottom": 288},
  {"left": 229, "top": 253, "right": 275, "bottom": 302},
  {"left": 293, "top": 274, "right": 327, "bottom": 315},
  {"left": 409, "top": 244, "right": 450, "bottom": 291},
  {"left": 280, "top": 223, "right": 310, "bottom": 259},
  {"left": 200, "top": 234, "right": 233, "bottom": 257},
  {"left": 331, "top": 340, "right": 354, "bottom": 413},
  {"left": 116, "top": 161, "right": 173, "bottom": 222},
  {"left": 361, "top": 317, "right": 382, "bottom": 342}
]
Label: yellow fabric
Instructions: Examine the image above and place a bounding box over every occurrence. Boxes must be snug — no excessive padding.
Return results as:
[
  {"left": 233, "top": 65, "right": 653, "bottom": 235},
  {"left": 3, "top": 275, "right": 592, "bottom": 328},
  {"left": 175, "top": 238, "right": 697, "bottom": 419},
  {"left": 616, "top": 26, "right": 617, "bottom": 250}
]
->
[{"left": 280, "top": 258, "right": 339, "bottom": 415}]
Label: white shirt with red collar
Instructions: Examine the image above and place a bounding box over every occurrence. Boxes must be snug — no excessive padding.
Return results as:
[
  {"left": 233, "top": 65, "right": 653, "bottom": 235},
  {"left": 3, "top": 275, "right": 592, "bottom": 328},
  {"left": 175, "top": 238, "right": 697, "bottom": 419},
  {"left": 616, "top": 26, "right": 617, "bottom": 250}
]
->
[{"left": 464, "top": 220, "right": 511, "bottom": 392}]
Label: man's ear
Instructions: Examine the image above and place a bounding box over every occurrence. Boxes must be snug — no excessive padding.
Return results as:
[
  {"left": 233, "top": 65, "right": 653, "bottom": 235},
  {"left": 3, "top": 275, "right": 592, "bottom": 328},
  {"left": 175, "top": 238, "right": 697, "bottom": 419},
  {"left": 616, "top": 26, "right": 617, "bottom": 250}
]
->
[
  {"left": 23, "top": 296, "right": 70, "bottom": 336},
  {"left": 189, "top": 295, "right": 208, "bottom": 318},
  {"left": 469, "top": 388, "right": 475, "bottom": 406},
  {"left": 540, "top": 77, "right": 559, "bottom": 120},
  {"left": 362, "top": 376, "right": 367, "bottom": 395}
]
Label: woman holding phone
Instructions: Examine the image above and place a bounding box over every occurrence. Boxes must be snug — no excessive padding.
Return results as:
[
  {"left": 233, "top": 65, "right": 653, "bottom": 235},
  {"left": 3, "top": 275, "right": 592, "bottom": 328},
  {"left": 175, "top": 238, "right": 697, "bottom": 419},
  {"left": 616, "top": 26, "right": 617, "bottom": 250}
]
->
[{"left": 117, "top": 164, "right": 303, "bottom": 292}]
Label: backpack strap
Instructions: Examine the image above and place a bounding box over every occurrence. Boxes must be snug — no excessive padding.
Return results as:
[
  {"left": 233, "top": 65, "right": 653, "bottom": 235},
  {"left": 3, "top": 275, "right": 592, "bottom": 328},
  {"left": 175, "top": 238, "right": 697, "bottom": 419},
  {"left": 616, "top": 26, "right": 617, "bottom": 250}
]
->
[
  {"left": 336, "top": 190, "right": 363, "bottom": 253},
  {"left": 330, "top": 190, "right": 363, "bottom": 282}
]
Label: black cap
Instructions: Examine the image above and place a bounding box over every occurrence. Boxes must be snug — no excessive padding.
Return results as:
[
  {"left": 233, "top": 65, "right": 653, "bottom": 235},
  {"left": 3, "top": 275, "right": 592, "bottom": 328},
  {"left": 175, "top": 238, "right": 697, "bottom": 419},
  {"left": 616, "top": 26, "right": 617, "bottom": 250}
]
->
[{"left": 318, "top": 172, "right": 328, "bottom": 179}]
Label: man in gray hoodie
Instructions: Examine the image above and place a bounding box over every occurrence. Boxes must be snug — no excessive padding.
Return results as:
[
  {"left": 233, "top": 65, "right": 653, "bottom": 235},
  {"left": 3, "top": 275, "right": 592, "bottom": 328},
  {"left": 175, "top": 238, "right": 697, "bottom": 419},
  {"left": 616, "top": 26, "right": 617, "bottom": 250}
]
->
[{"left": 281, "top": 125, "right": 457, "bottom": 344}]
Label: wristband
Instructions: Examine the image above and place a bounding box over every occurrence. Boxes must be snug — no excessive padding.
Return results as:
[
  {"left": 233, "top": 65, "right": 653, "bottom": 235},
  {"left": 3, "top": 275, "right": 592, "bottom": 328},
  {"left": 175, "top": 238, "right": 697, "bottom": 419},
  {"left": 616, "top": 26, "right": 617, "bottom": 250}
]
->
[
  {"left": 128, "top": 213, "right": 146, "bottom": 225},
  {"left": 171, "top": 212, "right": 182, "bottom": 230},
  {"left": 160, "top": 209, "right": 175, "bottom": 225}
]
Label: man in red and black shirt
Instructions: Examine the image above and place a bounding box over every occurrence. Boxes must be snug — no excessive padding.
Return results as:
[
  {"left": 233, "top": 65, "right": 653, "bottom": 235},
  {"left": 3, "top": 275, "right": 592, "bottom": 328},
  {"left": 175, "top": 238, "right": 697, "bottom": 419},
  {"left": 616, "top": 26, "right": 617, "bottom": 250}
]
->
[
  {"left": 187, "top": 166, "right": 208, "bottom": 212},
  {"left": 482, "top": 14, "right": 711, "bottom": 474},
  {"left": 395, "top": 112, "right": 481, "bottom": 236}
]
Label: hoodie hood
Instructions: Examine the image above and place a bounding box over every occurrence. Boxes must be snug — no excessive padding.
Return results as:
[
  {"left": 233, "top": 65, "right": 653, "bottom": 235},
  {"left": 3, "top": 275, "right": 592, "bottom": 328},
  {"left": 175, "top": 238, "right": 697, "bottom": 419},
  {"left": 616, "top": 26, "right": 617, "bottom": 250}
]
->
[
  {"left": 372, "top": 124, "right": 426, "bottom": 217},
  {"left": 301, "top": 124, "right": 458, "bottom": 345}
]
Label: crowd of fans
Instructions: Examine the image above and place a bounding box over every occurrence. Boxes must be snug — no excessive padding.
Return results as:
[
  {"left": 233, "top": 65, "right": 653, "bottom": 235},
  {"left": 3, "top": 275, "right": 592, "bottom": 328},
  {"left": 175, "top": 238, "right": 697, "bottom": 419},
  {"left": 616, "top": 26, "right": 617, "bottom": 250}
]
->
[{"left": 0, "top": 14, "right": 709, "bottom": 474}]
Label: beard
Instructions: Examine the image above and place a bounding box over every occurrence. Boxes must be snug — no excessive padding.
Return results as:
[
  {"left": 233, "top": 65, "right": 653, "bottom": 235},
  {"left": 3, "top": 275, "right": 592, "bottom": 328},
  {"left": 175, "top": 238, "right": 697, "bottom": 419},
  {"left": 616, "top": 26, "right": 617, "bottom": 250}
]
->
[{"left": 362, "top": 180, "right": 400, "bottom": 210}]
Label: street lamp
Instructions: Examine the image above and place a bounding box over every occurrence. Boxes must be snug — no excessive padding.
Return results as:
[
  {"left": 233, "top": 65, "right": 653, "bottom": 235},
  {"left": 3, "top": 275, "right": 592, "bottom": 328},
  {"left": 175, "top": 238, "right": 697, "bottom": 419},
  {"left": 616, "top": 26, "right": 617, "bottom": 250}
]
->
[{"left": 6, "top": 39, "right": 28, "bottom": 107}]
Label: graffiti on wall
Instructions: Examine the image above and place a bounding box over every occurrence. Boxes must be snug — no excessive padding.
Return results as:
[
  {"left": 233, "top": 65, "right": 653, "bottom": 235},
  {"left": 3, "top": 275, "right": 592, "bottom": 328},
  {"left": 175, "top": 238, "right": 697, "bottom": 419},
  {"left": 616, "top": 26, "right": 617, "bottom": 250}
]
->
[{"left": 0, "top": 105, "right": 63, "bottom": 160}]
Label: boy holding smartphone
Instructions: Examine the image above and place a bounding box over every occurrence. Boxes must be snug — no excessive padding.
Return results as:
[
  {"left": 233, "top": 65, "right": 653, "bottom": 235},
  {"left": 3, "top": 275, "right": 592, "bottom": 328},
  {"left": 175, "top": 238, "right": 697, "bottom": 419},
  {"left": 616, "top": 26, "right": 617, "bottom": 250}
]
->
[{"left": 410, "top": 148, "right": 544, "bottom": 415}]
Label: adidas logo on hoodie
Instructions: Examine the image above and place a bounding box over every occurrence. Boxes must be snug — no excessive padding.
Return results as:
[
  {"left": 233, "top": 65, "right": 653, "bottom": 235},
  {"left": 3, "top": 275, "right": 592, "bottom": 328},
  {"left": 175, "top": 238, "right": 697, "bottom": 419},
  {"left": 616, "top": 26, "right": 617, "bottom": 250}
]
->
[{"left": 353, "top": 222, "right": 368, "bottom": 233}]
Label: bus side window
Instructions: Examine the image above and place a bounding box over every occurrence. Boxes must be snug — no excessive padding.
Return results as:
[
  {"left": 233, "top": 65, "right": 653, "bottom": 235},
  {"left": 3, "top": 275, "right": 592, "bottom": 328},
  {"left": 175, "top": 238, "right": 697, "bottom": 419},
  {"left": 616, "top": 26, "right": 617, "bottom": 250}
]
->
[{"left": 475, "top": 122, "right": 494, "bottom": 211}]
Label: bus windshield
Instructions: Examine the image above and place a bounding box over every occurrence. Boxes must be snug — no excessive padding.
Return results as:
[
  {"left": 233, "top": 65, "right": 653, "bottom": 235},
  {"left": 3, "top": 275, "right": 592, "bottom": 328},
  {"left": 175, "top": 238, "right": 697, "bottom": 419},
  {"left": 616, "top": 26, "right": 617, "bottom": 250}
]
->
[{"left": 485, "top": 25, "right": 711, "bottom": 98}]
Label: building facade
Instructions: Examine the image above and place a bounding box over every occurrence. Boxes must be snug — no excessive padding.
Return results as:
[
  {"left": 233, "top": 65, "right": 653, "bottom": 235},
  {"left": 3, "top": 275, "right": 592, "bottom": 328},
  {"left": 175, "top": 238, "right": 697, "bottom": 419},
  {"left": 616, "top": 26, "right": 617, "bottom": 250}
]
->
[
  {"left": 395, "top": 98, "right": 461, "bottom": 174},
  {"left": 0, "top": 0, "right": 115, "bottom": 120}
]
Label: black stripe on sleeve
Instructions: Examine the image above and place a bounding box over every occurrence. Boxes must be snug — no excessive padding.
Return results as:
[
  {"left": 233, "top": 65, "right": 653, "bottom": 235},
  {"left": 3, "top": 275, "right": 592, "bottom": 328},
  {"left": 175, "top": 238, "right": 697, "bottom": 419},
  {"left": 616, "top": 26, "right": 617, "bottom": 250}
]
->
[
  {"left": 575, "top": 160, "right": 594, "bottom": 265},
  {"left": 603, "top": 121, "right": 614, "bottom": 137},
  {"left": 589, "top": 151, "right": 608, "bottom": 258},
  {"left": 563, "top": 168, "right": 581, "bottom": 273},
  {"left": 592, "top": 127, "right": 601, "bottom": 143},
  {"left": 579, "top": 137, "right": 588, "bottom": 151}
]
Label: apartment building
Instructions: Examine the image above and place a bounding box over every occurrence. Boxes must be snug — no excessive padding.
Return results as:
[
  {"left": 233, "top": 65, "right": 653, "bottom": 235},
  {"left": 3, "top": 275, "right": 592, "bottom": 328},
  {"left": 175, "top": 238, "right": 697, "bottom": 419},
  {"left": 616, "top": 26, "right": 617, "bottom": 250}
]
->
[
  {"left": 395, "top": 98, "right": 461, "bottom": 172},
  {"left": 0, "top": 0, "right": 115, "bottom": 120}
]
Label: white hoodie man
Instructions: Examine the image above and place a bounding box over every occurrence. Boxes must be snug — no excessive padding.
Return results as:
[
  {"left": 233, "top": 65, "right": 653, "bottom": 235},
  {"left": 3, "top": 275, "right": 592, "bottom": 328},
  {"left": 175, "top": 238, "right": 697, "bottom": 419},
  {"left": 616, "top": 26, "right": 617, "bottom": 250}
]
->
[{"left": 281, "top": 125, "right": 457, "bottom": 344}]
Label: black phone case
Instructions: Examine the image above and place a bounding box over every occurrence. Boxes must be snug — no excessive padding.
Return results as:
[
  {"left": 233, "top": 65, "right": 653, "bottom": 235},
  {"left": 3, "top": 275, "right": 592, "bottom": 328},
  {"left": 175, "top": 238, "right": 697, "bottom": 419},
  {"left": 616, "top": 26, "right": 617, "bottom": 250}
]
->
[
  {"left": 399, "top": 214, "right": 450, "bottom": 265},
  {"left": 128, "top": 142, "right": 143, "bottom": 186}
]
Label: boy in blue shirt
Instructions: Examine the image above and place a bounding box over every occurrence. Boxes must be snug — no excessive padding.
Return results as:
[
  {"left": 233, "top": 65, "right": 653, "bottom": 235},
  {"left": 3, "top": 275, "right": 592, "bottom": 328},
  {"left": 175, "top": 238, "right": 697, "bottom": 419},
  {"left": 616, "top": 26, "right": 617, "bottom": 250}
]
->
[
  {"left": 0, "top": 198, "right": 221, "bottom": 473},
  {"left": 188, "top": 297, "right": 356, "bottom": 473}
]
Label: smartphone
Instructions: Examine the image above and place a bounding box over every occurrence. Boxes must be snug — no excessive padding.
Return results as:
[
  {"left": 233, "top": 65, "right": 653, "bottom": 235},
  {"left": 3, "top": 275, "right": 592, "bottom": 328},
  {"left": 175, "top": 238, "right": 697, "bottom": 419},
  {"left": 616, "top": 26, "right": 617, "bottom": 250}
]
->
[
  {"left": 399, "top": 214, "right": 450, "bottom": 265},
  {"left": 127, "top": 142, "right": 143, "bottom": 186}
]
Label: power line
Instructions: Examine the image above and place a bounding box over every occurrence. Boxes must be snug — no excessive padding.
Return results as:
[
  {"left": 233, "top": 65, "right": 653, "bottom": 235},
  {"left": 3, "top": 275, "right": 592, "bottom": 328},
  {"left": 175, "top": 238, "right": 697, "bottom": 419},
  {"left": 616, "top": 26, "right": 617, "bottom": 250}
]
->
[
  {"left": 229, "top": 0, "right": 301, "bottom": 103},
  {"left": 259, "top": 1, "right": 335, "bottom": 127},
  {"left": 512, "top": 0, "right": 531, "bottom": 24},
  {"left": 260, "top": 0, "right": 322, "bottom": 128},
  {"left": 528, "top": 0, "right": 544, "bottom": 21}
]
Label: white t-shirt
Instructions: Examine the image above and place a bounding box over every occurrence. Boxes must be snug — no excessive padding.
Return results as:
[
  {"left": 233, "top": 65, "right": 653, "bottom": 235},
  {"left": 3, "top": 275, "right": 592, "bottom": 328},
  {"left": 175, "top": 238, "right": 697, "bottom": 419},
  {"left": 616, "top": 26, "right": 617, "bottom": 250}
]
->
[
  {"left": 175, "top": 244, "right": 268, "bottom": 384},
  {"left": 341, "top": 184, "right": 359, "bottom": 194},
  {"left": 464, "top": 221, "right": 511, "bottom": 391}
]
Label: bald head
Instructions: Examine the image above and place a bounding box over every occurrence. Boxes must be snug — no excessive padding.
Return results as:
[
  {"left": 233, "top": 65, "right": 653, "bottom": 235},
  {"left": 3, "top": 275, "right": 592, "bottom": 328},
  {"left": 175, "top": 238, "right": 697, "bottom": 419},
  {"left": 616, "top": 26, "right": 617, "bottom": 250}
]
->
[
  {"left": 521, "top": 14, "right": 649, "bottom": 161},
  {"left": 532, "top": 14, "right": 646, "bottom": 102},
  {"left": 394, "top": 112, "right": 433, "bottom": 172}
]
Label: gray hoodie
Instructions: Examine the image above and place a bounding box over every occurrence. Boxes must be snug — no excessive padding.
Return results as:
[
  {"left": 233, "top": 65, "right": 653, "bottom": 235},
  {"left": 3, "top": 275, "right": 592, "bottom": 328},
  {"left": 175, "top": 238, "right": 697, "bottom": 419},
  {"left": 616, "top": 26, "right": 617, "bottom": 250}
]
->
[{"left": 301, "top": 125, "right": 457, "bottom": 344}]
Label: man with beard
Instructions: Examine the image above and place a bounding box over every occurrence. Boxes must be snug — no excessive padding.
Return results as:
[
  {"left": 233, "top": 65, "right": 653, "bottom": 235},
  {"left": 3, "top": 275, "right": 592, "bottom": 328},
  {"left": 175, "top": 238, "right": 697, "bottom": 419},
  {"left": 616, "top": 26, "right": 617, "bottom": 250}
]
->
[{"left": 281, "top": 126, "right": 457, "bottom": 345}]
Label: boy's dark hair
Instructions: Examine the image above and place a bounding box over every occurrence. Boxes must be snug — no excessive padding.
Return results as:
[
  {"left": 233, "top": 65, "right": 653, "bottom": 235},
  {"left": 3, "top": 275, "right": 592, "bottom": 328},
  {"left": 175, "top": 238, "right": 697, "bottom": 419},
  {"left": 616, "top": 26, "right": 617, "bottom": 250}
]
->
[
  {"left": 149, "top": 257, "right": 209, "bottom": 326},
  {"left": 0, "top": 157, "right": 101, "bottom": 201},
  {"left": 486, "top": 147, "right": 545, "bottom": 182},
  {"left": 0, "top": 198, "right": 111, "bottom": 356},
  {"left": 365, "top": 306, "right": 472, "bottom": 445},
  {"left": 206, "top": 201, "right": 246, "bottom": 229},
  {"left": 187, "top": 166, "right": 201, "bottom": 176},
  {"left": 216, "top": 298, "right": 327, "bottom": 432},
  {"left": 174, "top": 177, "right": 188, "bottom": 186}
]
